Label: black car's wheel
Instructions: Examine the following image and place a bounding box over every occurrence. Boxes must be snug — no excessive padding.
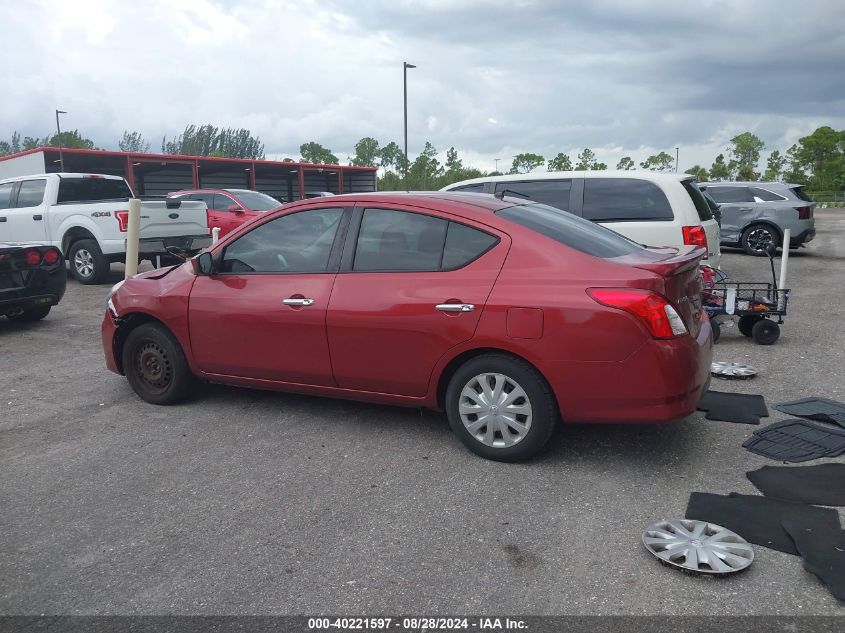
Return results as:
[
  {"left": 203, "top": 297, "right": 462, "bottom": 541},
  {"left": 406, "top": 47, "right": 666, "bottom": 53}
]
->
[
  {"left": 751, "top": 319, "right": 780, "bottom": 345},
  {"left": 738, "top": 315, "right": 763, "bottom": 338},
  {"left": 445, "top": 354, "right": 558, "bottom": 462},
  {"left": 69, "top": 239, "right": 110, "bottom": 284},
  {"left": 741, "top": 224, "right": 779, "bottom": 257},
  {"left": 7, "top": 305, "right": 51, "bottom": 322},
  {"left": 122, "top": 322, "right": 193, "bottom": 404}
]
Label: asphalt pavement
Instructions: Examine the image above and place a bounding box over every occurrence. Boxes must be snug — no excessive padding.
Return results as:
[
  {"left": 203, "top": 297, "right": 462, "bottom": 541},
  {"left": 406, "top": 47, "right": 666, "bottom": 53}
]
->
[{"left": 2, "top": 209, "right": 844, "bottom": 615}]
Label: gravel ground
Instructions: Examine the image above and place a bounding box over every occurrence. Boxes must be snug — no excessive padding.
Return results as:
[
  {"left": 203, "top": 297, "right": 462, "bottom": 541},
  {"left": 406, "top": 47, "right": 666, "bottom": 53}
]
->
[{"left": 1, "top": 209, "right": 844, "bottom": 615}]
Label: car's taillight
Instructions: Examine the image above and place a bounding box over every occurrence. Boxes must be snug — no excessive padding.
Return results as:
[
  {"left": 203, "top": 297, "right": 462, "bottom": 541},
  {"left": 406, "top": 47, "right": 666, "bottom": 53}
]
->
[
  {"left": 795, "top": 206, "right": 811, "bottom": 220},
  {"left": 42, "top": 248, "right": 61, "bottom": 265},
  {"left": 24, "top": 248, "right": 42, "bottom": 266},
  {"left": 587, "top": 288, "right": 688, "bottom": 339},
  {"left": 682, "top": 225, "right": 708, "bottom": 258},
  {"left": 114, "top": 210, "right": 129, "bottom": 232}
]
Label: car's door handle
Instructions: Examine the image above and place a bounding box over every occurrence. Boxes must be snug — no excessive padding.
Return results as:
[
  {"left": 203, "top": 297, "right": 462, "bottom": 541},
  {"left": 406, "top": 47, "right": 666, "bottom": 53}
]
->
[
  {"left": 283, "top": 297, "right": 315, "bottom": 306},
  {"left": 33, "top": 214, "right": 43, "bottom": 221},
  {"left": 0, "top": 217, "right": 6, "bottom": 222},
  {"left": 436, "top": 303, "right": 475, "bottom": 312}
]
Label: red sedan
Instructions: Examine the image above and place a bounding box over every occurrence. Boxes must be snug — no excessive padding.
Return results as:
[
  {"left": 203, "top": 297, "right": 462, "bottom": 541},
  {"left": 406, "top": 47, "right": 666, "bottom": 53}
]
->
[
  {"left": 102, "top": 193, "right": 712, "bottom": 461},
  {"left": 167, "top": 188, "right": 281, "bottom": 237}
]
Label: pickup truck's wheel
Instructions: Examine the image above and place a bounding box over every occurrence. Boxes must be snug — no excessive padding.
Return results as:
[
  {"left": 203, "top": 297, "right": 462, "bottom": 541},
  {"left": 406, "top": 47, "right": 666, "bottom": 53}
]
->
[
  {"left": 7, "top": 305, "right": 51, "bottom": 322},
  {"left": 69, "top": 239, "right": 110, "bottom": 284},
  {"left": 122, "top": 322, "right": 193, "bottom": 405},
  {"left": 445, "top": 354, "right": 558, "bottom": 462}
]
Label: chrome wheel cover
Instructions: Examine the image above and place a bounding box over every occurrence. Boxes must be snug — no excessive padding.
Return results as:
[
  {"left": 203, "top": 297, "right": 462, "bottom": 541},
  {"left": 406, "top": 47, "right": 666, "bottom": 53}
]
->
[
  {"left": 711, "top": 361, "right": 758, "bottom": 378},
  {"left": 74, "top": 248, "right": 95, "bottom": 277},
  {"left": 458, "top": 373, "right": 532, "bottom": 448},
  {"left": 643, "top": 519, "right": 754, "bottom": 575}
]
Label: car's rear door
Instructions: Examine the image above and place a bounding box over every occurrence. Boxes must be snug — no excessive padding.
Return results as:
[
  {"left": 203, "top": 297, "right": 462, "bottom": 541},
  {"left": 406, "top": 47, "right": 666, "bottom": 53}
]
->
[
  {"left": 188, "top": 206, "right": 350, "bottom": 385},
  {"left": 6, "top": 178, "right": 48, "bottom": 243},
  {"left": 326, "top": 204, "right": 509, "bottom": 397},
  {"left": 705, "top": 186, "right": 754, "bottom": 243}
]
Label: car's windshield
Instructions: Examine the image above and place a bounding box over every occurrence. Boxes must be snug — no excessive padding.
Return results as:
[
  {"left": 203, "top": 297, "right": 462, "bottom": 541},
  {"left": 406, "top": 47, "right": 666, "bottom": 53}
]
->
[
  {"left": 496, "top": 202, "right": 645, "bottom": 258},
  {"left": 227, "top": 190, "right": 281, "bottom": 211}
]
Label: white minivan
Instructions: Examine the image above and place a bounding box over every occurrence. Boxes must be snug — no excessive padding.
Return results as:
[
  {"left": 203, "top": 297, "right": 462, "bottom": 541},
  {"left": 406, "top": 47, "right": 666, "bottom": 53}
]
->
[{"left": 441, "top": 171, "right": 721, "bottom": 268}]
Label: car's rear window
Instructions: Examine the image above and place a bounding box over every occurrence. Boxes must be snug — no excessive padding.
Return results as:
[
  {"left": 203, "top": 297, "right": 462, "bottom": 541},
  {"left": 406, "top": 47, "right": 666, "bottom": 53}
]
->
[
  {"left": 682, "top": 180, "right": 713, "bottom": 221},
  {"left": 582, "top": 178, "right": 673, "bottom": 222},
  {"left": 57, "top": 177, "right": 132, "bottom": 204},
  {"left": 496, "top": 202, "right": 645, "bottom": 259},
  {"left": 790, "top": 186, "right": 813, "bottom": 202}
]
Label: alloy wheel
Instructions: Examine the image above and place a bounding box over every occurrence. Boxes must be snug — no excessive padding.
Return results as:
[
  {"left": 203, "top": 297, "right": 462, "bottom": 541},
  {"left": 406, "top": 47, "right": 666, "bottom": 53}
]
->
[
  {"left": 746, "top": 227, "right": 775, "bottom": 253},
  {"left": 458, "top": 372, "right": 533, "bottom": 448},
  {"left": 74, "top": 249, "right": 95, "bottom": 278}
]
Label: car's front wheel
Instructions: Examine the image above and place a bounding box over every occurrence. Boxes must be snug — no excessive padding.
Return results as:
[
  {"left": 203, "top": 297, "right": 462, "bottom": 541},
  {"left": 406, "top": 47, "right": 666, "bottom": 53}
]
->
[
  {"left": 122, "top": 322, "right": 193, "bottom": 404},
  {"left": 445, "top": 354, "right": 558, "bottom": 462}
]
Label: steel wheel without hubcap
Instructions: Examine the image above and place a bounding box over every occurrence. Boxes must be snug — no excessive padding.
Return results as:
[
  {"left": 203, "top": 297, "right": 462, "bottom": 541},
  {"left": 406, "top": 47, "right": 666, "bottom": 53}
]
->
[
  {"left": 459, "top": 373, "right": 533, "bottom": 448},
  {"left": 642, "top": 519, "right": 754, "bottom": 575},
  {"left": 74, "top": 248, "right": 95, "bottom": 278},
  {"left": 134, "top": 341, "right": 173, "bottom": 396}
]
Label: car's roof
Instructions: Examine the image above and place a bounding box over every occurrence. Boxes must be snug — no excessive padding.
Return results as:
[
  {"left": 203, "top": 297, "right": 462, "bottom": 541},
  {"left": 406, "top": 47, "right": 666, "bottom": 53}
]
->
[
  {"left": 1, "top": 172, "right": 125, "bottom": 184},
  {"left": 285, "top": 191, "right": 517, "bottom": 216},
  {"left": 702, "top": 181, "right": 801, "bottom": 188},
  {"left": 441, "top": 169, "right": 694, "bottom": 190}
]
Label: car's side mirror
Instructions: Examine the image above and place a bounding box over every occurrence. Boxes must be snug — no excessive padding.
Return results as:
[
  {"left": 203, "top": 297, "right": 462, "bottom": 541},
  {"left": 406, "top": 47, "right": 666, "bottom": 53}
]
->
[
  {"left": 227, "top": 204, "right": 244, "bottom": 214},
  {"left": 195, "top": 251, "right": 215, "bottom": 275}
]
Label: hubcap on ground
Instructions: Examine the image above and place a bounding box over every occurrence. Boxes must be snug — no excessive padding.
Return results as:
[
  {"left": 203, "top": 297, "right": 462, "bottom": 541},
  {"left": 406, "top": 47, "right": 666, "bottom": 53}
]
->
[
  {"left": 74, "top": 249, "right": 95, "bottom": 277},
  {"left": 642, "top": 519, "right": 754, "bottom": 575},
  {"left": 458, "top": 372, "right": 532, "bottom": 448},
  {"left": 747, "top": 228, "right": 774, "bottom": 253},
  {"left": 135, "top": 341, "right": 172, "bottom": 393}
]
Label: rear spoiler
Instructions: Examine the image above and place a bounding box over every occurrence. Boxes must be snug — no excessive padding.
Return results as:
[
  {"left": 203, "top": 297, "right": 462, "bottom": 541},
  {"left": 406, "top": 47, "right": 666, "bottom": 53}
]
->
[{"left": 630, "top": 246, "right": 707, "bottom": 278}]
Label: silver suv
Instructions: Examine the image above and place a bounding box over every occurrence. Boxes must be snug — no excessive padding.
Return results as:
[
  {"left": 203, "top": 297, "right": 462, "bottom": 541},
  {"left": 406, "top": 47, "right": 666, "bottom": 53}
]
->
[{"left": 699, "top": 182, "right": 816, "bottom": 256}]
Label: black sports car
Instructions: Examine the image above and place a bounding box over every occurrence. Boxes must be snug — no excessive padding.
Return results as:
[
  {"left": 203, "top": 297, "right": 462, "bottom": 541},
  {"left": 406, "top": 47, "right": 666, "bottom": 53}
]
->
[{"left": 0, "top": 243, "right": 66, "bottom": 321}]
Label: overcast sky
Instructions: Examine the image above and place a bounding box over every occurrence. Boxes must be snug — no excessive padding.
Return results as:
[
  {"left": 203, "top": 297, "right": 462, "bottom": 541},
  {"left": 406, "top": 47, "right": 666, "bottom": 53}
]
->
[{"left": 2, "top": 0, "right": 844, "bottom": 172}]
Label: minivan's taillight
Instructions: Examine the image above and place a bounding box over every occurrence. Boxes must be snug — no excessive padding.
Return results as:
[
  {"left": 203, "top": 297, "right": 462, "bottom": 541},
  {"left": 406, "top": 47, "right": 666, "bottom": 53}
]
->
[
  {"left": 682, "top": 225, "right": 708, "bottom": 258},
  {"left": 114, "top": 210, "right": 129, "bottom": 232},
  {"left": 795, "top": 206, "right": 811, "bottom": 220},
  {"left": 587, "top": 288, "right": 688, "bottom": 339}
]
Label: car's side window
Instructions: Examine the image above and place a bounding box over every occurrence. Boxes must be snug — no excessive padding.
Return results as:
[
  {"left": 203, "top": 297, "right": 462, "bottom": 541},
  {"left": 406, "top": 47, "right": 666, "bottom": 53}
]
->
[
  {"left": 442, "top": 221, "right": 499, "bottom": 269},
  {"left": 0, "top": 183, "right": 14, "bottom": 210},
  {"left": 220, "top": 208, "right": 343, "bottom": 274},
  {"left": 749, "top": 187, "right": 786, "bottom": 202},
  {"left": 451, "top": 183, "right": 486, "bottom": 193},
  {"left": 354, "top": 209, "right": 447, "bottom": 272},
  {"left": 190, "top": 193, "right": 215, "bottom": 209},
  {"left": 582, "top": 178, "right": 673, "bottom": 222},
  {"left": 708, "top": 186, "right": 754, "bottom": 204},
  {"left": 213, "top": 194, "right": 238, "bottom": 211},
  {"left": 15, "top": 179, "right": 46, "bottom": 208},
  {"left": 494, "top": 180, "right": 571, "bottom": 211}
]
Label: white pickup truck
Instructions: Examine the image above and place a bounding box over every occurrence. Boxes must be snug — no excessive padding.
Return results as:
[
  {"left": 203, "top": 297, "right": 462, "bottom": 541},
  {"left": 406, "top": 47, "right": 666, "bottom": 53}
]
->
[{"left": 0, "top": 173, "right": 210, "bottom": 284}]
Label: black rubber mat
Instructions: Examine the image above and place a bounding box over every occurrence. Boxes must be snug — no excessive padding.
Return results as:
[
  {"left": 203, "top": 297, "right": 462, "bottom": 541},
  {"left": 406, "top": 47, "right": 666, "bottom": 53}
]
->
[
  {"left": 747, "top": 463, "right": 845, "bottom": 506},
  {"left": 742, "top": 419, "right": 845, "bottom": 463},
  {"left": 774, "top": 397, "right": 845, "bottom": 429},
  {"left": 685, "top": 492, "right": 841, "bottom": 555},
  {"left": 696, "top": 390, "right": 768, "bottom": 424},
  {"left": 783, "top": 520, "right": 845, "bottom": 602}
]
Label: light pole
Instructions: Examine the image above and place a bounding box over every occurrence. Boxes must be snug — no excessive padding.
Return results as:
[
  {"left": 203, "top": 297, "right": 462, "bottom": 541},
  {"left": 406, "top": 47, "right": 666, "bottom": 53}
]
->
[
  {"left": 675, "top": 147, "right": 679, "bottom": 173},
  {"left": 494, "top": 158, "right": 501, "bottom": 173},
  {"left": 55, "top": 109, "right": 67, "bottom": 172},
  {"left": 403, "top": 61, "right": 416, "bottom": 190}
]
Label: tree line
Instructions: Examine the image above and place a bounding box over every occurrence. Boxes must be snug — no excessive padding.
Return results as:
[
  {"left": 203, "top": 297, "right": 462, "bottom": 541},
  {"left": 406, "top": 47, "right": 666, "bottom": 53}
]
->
[{"left": 1, "top": 124, "right": 842, "bottom": 192}]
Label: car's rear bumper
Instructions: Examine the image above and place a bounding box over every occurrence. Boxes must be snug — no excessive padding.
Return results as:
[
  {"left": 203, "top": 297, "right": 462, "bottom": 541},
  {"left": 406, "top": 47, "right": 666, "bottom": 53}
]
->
[
  {"left": 0, "top": 268, "right": 66, "bottom": 315},
  {"left": 139, "top": 234, "right": 212, "bottom": 256},
  {"left": 790, "top": 227, "right": 815, "bottom": 247},
  {"left": 544, "top": 318, "right": 713, "bottom": 423}
]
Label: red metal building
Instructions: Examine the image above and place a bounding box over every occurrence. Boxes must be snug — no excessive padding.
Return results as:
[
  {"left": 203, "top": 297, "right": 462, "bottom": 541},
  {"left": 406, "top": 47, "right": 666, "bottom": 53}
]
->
[{"left": 0, "top": 148, "right": 378, "bottom": 202}]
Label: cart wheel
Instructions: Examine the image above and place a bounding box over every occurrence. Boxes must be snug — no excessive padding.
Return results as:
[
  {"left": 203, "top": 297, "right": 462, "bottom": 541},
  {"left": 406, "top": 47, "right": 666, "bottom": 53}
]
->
[
  {"left": 752, "top": 319, "right": 780, "bottom": 345},
  {"left": 738, "top": 315, "right": 763, "bottom": 338},
  {"left": 711, "top": 320, "right": 721, "bottom": 343}
]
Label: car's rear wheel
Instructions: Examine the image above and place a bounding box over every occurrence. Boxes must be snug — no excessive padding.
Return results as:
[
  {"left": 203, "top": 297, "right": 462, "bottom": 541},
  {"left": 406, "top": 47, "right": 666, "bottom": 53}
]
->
[
  {"left": 741, "top": 224, "right": 779, "bottom": 257},
  {"left": 445, "top": 354, "right": 558, "bottom": 462},
  {"left": 122, "top": 322, "right": 193, "bottom": 404},
  {"left": 7, "top": 305, "right": 51, "bottom": 322},
  {"left": 69, "top": 239, "right": 110, "bottom": 284}
]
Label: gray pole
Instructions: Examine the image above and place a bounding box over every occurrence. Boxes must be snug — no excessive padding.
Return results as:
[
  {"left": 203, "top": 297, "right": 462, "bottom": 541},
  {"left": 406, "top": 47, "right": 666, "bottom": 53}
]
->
[
  {"left": 675, "top": 147, "right": 679, "bottom": 173},
  {"left": 55, "top": 109, "right": 67, "bottom": 172},
  {"left": 403, "top": 62, "right": 415, "bottom": 190},
  {"left": 494, "top": 158, "right": 500, "bottom": 173}
]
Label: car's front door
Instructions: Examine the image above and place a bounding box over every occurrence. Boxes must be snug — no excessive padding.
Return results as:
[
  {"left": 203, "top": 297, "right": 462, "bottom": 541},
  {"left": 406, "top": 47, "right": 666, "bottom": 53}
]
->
[
  {"left": 326, "top": 205, "right": 509, "bottom": 397},
  {"left": 188, "top": 206, "right": 349, "bottom": 385},
  {"left": 209, "top": 193, "right": 244, "bottom": 237},
  {"left": 706, "top": 186, "right": 754, "bottom": 243},
  {"left": 0, "top": 182, "right": 15, "bottom": 242}
]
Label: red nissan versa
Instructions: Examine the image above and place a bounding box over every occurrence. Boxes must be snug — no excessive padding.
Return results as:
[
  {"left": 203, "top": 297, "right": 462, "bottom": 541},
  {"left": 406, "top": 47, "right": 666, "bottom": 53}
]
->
[
  {"left": 102, "top": 192, "right": 712, "bottom": 461},
  {"left": 167, "top": 188, "right": 281, "bottom": 237}
]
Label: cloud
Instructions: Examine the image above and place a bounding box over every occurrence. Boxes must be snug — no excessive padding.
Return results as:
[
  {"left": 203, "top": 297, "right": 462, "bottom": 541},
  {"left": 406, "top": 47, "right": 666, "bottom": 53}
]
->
[{"left": 1, "top": 0, "right": 843, "bottom": 172}]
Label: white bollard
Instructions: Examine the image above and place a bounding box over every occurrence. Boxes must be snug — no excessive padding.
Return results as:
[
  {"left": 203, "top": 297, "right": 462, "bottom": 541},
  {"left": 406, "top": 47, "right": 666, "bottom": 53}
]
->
[
  {"left": 124, "top": 198, "right": 141, "bottom": 278},
  {"left": 778, "top": 228, "right": 791, "bottom": 310},
  {"left": 212, "top": 226, "right": 221, "bottom": 244}
]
